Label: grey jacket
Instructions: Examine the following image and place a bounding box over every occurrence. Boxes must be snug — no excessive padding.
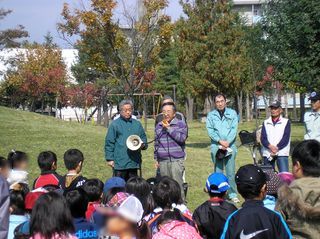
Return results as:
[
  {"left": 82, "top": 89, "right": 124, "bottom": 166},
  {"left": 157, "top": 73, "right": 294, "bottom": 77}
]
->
[{"left": 0, "top": 176, "right": 9, "bottom": 239}]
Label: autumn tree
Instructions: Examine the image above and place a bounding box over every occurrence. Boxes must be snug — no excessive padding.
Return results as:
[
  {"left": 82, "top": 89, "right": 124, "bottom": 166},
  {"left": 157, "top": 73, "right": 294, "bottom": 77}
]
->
[
  {"left": 176, "top": 0, "right": 251, "bottom": 120},
  {"left": 58, "top": 0, "right": 172, "bottom": 96},
  {"left": 1, "top": 36, "right": 67, "bottom": 112},
  {"left": 0, "top": 9, "right": 28, "bottom": 49}
]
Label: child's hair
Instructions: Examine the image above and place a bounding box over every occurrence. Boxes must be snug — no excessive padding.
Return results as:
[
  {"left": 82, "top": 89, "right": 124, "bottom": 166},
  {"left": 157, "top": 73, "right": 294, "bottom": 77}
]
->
[
  {"left": 65, "top": 188, "right": 89, "bottom": 218},
  {"left": 126, "top": 177, "right": 155, "bottom": 216},
  {"left": 134, "top": 220, "right": 151, "bottom": 239},
  {"left": 0, "top": 156, "right": 8, "bottom": 169},
  {"left": 10, "top": 190, "right": 25, "bottom": 215},
  {"left": 30, "top": 192, "right": 74, "bottom": 238},
  {"left": 153, "top": 176, "right": 183, "bottom": 209},
  {"left": 83, "top": 178, "right": 104, "bottom": 202},
  {"left": 7, "top": 150, "right": 28, "bottom": 169},
  {"left": 63, "top": 149, "right": 84, "bottom": 170},
  {"left": 38, "top": 151, "right": 57, "bottom": 172},
  {"left": 292, "top": 140, "right": 320, "bottom": 177},
  {"left": 102, "top": 187, "right": 125, "bottom": 205},
  {"left": 157, "top": 208, "right": 185, "bottom": 227},
  {"left": 237, "top": 183, "right": 263, "bottom": 200},
  {"left": 208, "top": 189, "right": 227, "bottom": 198}
]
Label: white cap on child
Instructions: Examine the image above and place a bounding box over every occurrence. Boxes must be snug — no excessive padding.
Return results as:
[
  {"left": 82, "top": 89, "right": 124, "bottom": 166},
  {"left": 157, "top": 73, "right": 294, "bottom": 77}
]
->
[{"left": 117, "top": 195, "right": 144, "bottom": 223}]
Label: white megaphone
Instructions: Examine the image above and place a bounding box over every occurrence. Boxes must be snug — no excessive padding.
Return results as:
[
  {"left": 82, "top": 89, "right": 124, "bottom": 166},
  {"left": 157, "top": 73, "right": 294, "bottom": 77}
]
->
[{"left": 126, "top": 135, "right": 143, "bottom": 151}]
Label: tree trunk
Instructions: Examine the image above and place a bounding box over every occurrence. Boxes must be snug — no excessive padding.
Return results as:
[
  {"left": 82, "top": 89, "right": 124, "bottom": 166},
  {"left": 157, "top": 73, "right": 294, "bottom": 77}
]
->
[
  {"left": 143, "top": 94, "right": 147, "bottom": 130},
  {"left": 245, "top": 92, "right": 251, "bottom": 122},
  {"left": 41, "top": 98, "right": 44, "bottom": 114},
  {"left": 284, "top": 92, "right": 289, "bottom": 118},
  {"left": 203, "top": 95, "right": 214, "bottom": 115},
  {"left": 299, "top": 93, "right": 305, "bottom": 123},
  {"left": 97, "top": 104, "right": 102, "bottom": 125},
  {"left": 185, "top": 94, "right": 194, "bottom": 120},
  {"left": 237, "top": 91, "right": 243, "bottom": 123},
  {"left": 293, "top": 91, "right": 297, "bottom": 121},
  {"left": 55, "top": 96, "right": 59, "bottom": 118},
  {"left": 263, "top": 95, "right": 270, "bottom": 118},
  {"left": 103, "top": 104, "right": 110, "bottom": 128}
]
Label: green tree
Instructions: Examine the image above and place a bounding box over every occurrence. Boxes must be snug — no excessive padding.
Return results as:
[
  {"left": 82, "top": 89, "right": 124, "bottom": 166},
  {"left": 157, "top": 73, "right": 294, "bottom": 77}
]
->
[
  {"left": 262, "top": 0, "right": 320, "bottom": 120},
  {"left": 176, "top": 0, "right": 250, "bottom": 120}
]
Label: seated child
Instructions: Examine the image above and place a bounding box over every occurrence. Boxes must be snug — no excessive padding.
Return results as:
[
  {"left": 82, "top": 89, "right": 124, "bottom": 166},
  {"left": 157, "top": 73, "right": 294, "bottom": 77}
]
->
[
  {"left": 153, "top": 209, "right": 202, "bottom": 239},
  {"left": 276, "top": 140, "right": 320, "bottom": 239},
  {"left": 59, "top": 149, "right": 87, "bottom": 193},
  {"left": 82, "top": 179, "right": 104, "bottom": 220},
  {"left": 65, "top": 188, "right": 98, "bottom": 239},
  {"left": 33, "top": 151, "right": 62, "bottom": 189},
  {"left": 7, "top": 150, "right": 29, "bottom": 190},
  {"left": 0, "top": 156, "right": 9, "bottom": 179},
  {"left": 8, "top": 190, "right": 29, "bottom": 239},
  {"left": 221, "top": 164, "right": 292, "bottom": 239},
  {"left": 147, "top": 176, "right": 196, "bottom": 235},
  {"left": 193, "top": 172, "right": 237, "bottom": 239}
]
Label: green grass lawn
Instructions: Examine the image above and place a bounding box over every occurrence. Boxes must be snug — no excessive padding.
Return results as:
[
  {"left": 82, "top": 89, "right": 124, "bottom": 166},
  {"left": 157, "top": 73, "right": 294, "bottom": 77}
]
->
[{"left": 0, "top": 106, "right": 305, "bottom": 210}]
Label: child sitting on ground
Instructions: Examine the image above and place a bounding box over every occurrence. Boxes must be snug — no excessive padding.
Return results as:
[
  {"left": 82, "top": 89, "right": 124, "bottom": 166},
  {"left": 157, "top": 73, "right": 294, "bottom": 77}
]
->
[
  {"left": 59, "top": 149, "right": 87, "bottom": 193},
  {"left": 8, "top": 190, "right": 28, "bottom": 239},
  {"left": 65, "top": 188, "right": 98, "bottom": 239},
  {"left": 276, "top": 140, "right": 320, "bottom": 239},
  {"left": 7, "top": 150, "right": 29, "bottom": 190},
  {"left": 82, "top": 179, "right": 104, "bottom": 220},
  {"left": 221, "top": 164, "right": 292, "bottom": 239},
  {"left": 33, "top": 151, "right": 62, "bottom": 189},
  {"left": 193, "top": 172, "right": 237, "bottom": 239}
]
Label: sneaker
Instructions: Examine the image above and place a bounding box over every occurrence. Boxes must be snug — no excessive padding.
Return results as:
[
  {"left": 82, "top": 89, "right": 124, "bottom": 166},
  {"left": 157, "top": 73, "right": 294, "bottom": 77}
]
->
[{"left": 231, "top": 197, "right": 240, "bottom": 204}]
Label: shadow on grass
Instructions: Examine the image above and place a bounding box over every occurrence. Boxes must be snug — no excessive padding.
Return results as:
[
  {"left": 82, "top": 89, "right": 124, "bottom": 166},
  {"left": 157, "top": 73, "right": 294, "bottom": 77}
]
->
[{"left": 187, "top": 142, "right": 211, "bottom": 148}]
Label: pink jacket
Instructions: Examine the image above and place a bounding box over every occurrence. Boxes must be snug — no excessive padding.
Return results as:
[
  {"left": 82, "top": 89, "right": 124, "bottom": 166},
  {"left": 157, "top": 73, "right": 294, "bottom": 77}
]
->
[
  {"left": 31, "top": 233, "right": 77, "bottom": 239},
  {"left": 153, "top": 220, "right": 202, "bottom": 239}
]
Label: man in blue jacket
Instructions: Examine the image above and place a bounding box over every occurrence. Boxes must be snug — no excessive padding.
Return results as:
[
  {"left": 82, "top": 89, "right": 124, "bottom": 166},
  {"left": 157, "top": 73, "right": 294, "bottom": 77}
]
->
[
  {"left": 206, "top": 94, "right": 239, "bottom": 203},
  {"left": 105, "top": 99, "right": 147, "bottom": 181}
]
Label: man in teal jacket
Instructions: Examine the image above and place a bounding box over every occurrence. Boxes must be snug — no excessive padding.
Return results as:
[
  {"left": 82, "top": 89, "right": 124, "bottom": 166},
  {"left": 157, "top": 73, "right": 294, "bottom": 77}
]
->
[
  {"left": 105, "top": 99, "right": 147, "bottom": 181},
  {"left": 206, "top": 94, "right": 239, "bottom": 203}
]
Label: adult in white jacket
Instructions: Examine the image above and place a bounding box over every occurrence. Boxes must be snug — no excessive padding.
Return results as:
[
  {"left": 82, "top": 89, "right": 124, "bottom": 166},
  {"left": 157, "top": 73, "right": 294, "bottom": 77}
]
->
[{"left": 261, "top": 100, "right": 291, "bottom": 172}]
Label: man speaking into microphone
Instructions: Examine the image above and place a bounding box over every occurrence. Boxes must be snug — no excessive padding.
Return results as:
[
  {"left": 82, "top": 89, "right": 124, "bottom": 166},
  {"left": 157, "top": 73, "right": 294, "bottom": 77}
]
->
[
  {"left": 105, "top": 99, "right": 147, "bottom": 181},
  {"left": 154, "top": 103, "right": 188, "bottom": 200}
]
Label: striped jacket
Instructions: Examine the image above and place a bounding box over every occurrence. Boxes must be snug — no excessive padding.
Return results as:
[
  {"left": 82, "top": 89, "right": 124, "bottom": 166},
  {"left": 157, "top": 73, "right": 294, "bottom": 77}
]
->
[{"left": 154, "top": 118, "right": 187, "bottom": 161}]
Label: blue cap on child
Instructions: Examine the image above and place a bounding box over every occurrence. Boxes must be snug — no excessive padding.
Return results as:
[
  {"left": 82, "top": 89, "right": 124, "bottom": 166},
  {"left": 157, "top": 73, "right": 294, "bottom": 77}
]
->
[
  {"left": 104, "top": 177, "right": 126, "bottom": 194},
  {"left": 206, "top": 172, "right": 230, "bottom": 194}
]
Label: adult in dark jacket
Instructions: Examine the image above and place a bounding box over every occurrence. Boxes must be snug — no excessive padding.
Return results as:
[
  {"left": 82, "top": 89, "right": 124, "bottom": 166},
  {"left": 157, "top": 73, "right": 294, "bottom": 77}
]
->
[
  {"left": 221, "top": 164, "right": 292, "bottom": 239},
  {"left": 105, "top": 99, "right": 147, "bottom": 181}
]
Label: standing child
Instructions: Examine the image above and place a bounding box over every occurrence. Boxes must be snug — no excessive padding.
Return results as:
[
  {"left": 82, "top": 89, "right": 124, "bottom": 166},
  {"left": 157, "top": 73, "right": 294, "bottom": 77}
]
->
[
  {"left": 30, "top": 192, "right": 76, "bottom": 239},
  {"left": 59, "top": 149, "right": 87, "bottom": 193},
  {"left": 82, "top": 179, "right": 104, "bottom": 221},
  {"left": 276, "top": 140, "right": 320, "bottom": 239},
  {"left": 65, "top": 188, "right": 99, "bottom": 239},
  {"left": 7, "top": 150, "right": 29, "bottom": 189},
  {"left": 193, "top": 172, "right": 237, "bottom": 239},
  {"left": 33, "top": 151, "right": 62, "bottom": 189},
  {"left": 8, "top": 190, "right": 28, "bottom": 239},
  {"left": 221, "top": 164, "right": 292, "bottom": 239}
]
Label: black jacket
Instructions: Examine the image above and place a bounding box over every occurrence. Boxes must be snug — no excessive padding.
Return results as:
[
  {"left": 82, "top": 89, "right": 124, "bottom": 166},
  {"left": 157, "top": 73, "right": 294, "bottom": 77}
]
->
[
  {"left": 221, "top": 200, "right": 292, "bottom": 239},
  {"left": 58, "top": 174, "right": 87, "bottom": 194},
  {"left": 193, "top": 198, "right": 237, "bottom": 239}
]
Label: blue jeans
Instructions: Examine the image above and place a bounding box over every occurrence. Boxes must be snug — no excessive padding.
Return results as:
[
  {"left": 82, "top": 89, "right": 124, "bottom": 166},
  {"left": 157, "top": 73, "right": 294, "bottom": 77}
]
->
[
  {"left": 211, "top": 151, "right": 237, "bottom": 199},
  {"left": 263, "top": 156, "right": 289, "bottom": 172}
]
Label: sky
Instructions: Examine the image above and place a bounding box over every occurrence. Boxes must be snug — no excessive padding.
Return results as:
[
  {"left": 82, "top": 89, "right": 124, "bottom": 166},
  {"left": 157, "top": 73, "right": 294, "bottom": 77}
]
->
[{"left": 0, "top": 0, "right": 184, "bottom": 48}]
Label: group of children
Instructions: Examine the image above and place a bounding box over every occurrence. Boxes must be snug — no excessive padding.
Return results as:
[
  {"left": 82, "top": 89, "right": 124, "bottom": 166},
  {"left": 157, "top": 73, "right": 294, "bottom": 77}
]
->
[{"left": 0, "top": 139, "right": 319, "bottom": 239}]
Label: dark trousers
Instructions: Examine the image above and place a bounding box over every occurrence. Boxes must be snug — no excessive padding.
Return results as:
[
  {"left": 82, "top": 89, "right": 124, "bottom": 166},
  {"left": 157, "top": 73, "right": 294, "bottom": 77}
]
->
[{"left": 113, "top": 168, "right": 138, "bottom": 181}]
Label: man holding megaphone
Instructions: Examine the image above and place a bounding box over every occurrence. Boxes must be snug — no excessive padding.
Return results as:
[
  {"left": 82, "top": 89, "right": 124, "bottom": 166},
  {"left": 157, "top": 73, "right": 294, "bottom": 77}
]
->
[{"left": 104, "top": 99, "right": 147, "bottom": 181}]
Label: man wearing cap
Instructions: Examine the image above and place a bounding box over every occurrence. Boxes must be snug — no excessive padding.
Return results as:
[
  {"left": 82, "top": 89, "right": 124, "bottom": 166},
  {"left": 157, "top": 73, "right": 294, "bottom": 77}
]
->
[
  {"left": 105, "top": 99, "right": 148, "bottom": 181},
  {"left": 304, "top": 91, "right": 320, "bottom": 142},
  {"left": 206, "top": 93, "right": 239, "bottom": 203},
  {"left": 261, "top": 100, "right": 291, "bottom": 172},
  {"left": 193, "top": 173, "right": 237, "bottom": 239}
]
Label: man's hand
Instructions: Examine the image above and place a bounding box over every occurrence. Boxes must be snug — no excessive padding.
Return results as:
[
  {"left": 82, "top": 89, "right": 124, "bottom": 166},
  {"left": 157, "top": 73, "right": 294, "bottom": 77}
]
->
[
  {"left": 141, "top": 143, "right": 146, "bottom": 150},
  {"left": 162, "top": 121, "right": 170, "bottom": 129},
  {"left": 107, "top": 161, "right": 114, "bottom": 168},
  {"left": 219, "top": 140, "right": 229, "bottom": 148},
  {"left": 268, "top": 145, "right": 278, "bottom": 154},
  {"left": 154, "top": 161, "right": 159, "bottom": 169}
]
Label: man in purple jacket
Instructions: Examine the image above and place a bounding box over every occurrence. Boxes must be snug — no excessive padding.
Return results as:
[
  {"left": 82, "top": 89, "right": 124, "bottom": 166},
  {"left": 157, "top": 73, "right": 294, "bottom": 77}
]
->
[{"left": 154, "top": 103, "right": 188, "bottom": 200}]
